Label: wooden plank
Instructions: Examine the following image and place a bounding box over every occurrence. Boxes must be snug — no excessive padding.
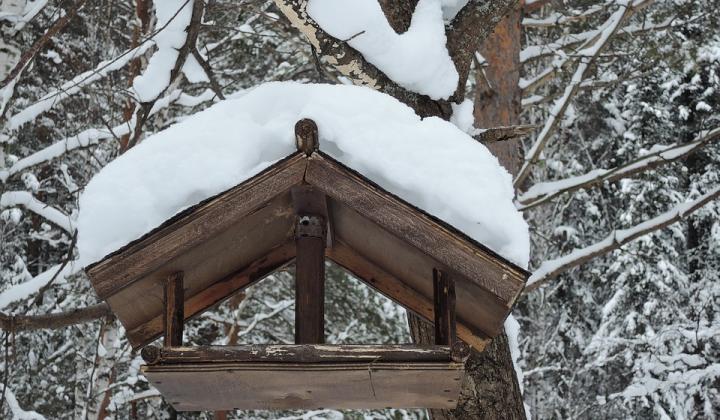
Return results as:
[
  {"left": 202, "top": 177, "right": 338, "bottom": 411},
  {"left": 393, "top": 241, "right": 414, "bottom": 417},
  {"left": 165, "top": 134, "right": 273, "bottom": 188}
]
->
[
  {"left": 164, "top": 272, "right": 184, "bottom": 347},
  {"left": 87, "top": 153, "right": 307, "bottom": 300},
  {"left": 433, "top": 269, "right": 456, "bottom": 346},
  {"left": 293, "top": 185, "right": 327, "bottom": 344},
  {"left": 126, "top": 242, "right": 295, "bottom": 348},
  {"left": 305, "top": 153, "right": 527, "bottom": 306},
  {"left": 141, "top": 344, "right": 454, "bottom": 365},
  {"left": 112, "top": 192, "right": 296, "bottom": 344},
  {"left": 142, "top": 361, "right": 464, "bottom": 410},
  {"left": 326, "top": 240, "right": 489, "bottom": 352},
  {"left": 327, "top": 196, "right": 507, "bottom": 338}
]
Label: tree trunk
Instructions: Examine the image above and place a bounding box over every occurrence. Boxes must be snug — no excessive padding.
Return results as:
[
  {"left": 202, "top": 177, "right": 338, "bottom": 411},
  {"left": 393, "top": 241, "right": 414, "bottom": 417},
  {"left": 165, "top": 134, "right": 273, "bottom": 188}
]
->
[{"left": 407, "top": 4, "right": 527, "bottom": 420}]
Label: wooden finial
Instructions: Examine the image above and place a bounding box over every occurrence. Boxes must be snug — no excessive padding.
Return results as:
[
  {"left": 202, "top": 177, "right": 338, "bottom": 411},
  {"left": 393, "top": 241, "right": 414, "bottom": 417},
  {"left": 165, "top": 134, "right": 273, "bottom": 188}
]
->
[{"left": 295, "top": 118, "right": 319, "bottom": 156}]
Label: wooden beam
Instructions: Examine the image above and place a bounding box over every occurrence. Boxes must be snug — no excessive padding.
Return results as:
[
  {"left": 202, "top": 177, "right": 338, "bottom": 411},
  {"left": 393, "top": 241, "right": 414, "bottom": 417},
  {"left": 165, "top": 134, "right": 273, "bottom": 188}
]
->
[
  {"left": 294, "top": 215, "right": 326, "bottom": 344},
  {"left": 141, "top": 344, "right": 455, "bottom": 365},
  {"left": 433, "top": 269, "right": 456, "bottom": 346},
  {"left": 126, "top": 242, "right": 295, "bottom": 349},
  {"left": 326, "top": 241, "right": 490, "bottom": 352},
  {"left": 164, "top": 272, "right": 184, "bottom": 347},
  {"left": 87, "top": 153, "right": 307, "bottom": 300},
  {"left": 305, "top": 153, "right": 528, "bottom": 306}
]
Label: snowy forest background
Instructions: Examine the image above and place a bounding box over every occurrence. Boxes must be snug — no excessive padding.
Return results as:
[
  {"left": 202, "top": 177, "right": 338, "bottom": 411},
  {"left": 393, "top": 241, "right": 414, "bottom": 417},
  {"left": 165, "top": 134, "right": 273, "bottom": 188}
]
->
[{"left": 1, "top": 0, "right": 719, "bottom": 419}]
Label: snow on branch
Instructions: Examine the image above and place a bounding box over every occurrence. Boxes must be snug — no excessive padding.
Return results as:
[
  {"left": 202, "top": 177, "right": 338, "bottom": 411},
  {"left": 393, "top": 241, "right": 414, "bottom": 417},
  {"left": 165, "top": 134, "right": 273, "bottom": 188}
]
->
[
  {"left": 0, "top": 0, "right": 48, "bottom": 32},
  {"left": 0, "top": 302, "right": 111, "bottom": 331},
  {"left": 517, "top": 127, "right": 720, "bottom": 209},
  {"left": 6, "top": 42, "right": 154, "bottom": 129},
  {"left": 273, "top": 0, "right": 516, "bottom": 115},
  {"left": 0, "top": 0, "right": 88, "bottom": 101},
  {"left": 1, "top": 386, "right": 46, "bottom": 420},
  {"left": 307, "top": 0, "right": 459, "bottom": 99},
  {"left": 273, "top": 0, "right": 446, "bottom": 114},
  {"left": 514, "top": 0, "right": 648, "bottom": 189},
  {"left": 526, "top": 185, "right": 720, "bottom": 292},
  {"left": 0, "top": 191, "right": 74, "bottom": 233},
  {"left": 522, "top": 2, "right": 606, "bottom": 28},
  {"left": 0, "top": 262, "right": 80, "bottom": 311},
  {"left": 0, "top": 89, "right": 215, "bottom": 182}
]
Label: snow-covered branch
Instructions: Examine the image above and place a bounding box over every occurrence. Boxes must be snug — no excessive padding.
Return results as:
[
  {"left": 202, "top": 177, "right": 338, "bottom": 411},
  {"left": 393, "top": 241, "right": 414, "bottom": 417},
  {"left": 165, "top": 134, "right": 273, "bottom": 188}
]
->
[
  {"left": 274, "top": 0, "right": 516, "bottom": 116},
  {"left": 0, "top": 191, "right": 74, "bottom": 233},
  {"left": 5, "top": 42, "right": 154, "bottom": 129},
  {"left": 526, "top": 185, "right": 720, "bottom": 292},
  {"left": 522, "top": 3, "right": 606, "bottom": 28},
  {"left": 0, "top": 262, "right": 80, "bottom": 310},
  {"left": 515, "top": 1, "right": 647, "bottom": 189},
  {"left": 0, "top": 89, "right": 215, "bottom": 182},
  {"left": 517, "top": 127, "right": 720, "bottom": 209},
  {"left": 0, "top": 303, "right": 111, "bottom": 331},
  {"left": 0, "top": 0, "right": 88, "bottom": 120}
]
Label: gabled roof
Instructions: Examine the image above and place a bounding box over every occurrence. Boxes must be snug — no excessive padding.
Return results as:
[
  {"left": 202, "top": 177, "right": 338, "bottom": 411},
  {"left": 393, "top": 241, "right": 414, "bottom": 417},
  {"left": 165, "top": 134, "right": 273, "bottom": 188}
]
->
[{"left": 86, "top": 150, "right": 529, "bottom": 351}]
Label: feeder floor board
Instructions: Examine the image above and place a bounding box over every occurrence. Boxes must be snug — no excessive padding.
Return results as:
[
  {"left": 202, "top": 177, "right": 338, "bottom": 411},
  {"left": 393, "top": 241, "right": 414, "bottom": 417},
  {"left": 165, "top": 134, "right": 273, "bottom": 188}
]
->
[{"left": 142, "top": 361, "right": 464, "bottom": 411}]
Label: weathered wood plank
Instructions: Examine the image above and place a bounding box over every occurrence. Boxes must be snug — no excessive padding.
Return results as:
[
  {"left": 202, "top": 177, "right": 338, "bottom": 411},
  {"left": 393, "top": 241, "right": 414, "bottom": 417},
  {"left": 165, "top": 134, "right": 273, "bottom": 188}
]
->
[
  {"left": 163, "top": 272, "right": 184, "bottom": 347},
  {"left": 87, "top": 153, "right": 307, "bottom": 300},
  {"left": 141, "top": 344, "right": 454, "bottom": 365},
  {"left": 306, "top": 153, "right": 527, "bottom": 306},
  {"left": 433, "top": 269, "right": 456, "bottom": 346},
  {"left": 326, "top": 240, "right": 489, "bottom": 351},
  {"left": 126, "top": 242, "right": 295, "bottom": 348},
  {"left": 142, "top": 361, "right": 464, "bottom": 410}
]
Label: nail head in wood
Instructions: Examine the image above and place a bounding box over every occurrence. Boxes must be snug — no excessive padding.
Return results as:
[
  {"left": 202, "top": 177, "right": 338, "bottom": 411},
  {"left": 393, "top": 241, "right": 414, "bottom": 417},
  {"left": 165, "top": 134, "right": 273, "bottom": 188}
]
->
[{"left": 295, "top": 118, "right": 319, "bottom": 156}]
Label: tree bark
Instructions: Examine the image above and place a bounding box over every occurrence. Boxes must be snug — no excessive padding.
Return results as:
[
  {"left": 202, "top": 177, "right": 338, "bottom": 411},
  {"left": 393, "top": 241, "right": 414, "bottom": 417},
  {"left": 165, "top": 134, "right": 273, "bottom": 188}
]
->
[{"left": 407, "top": 4, "right": 527, "bottom": 420}]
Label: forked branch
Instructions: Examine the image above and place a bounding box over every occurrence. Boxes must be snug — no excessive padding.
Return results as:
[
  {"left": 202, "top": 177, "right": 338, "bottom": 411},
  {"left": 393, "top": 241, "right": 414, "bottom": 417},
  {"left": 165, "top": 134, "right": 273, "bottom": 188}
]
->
[{"left": 526, "top": 186, "right": 720, "bottom": 292}]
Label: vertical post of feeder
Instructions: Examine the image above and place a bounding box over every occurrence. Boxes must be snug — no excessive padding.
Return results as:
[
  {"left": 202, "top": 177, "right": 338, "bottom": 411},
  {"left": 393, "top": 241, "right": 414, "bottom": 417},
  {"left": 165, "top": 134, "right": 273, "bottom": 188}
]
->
[
  {"left": 293, "top": 118, "right": 328, "bottom": 344},
  {"left": 433, "top": 268, "right": 456, "bottom": 346},
  {"left": 163, "top": 271, "right": 184, "bottom": 347}
]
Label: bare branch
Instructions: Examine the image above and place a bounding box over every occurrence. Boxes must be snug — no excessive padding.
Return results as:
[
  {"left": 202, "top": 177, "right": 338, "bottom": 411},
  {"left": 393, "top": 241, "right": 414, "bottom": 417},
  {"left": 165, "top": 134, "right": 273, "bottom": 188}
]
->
[
  {"left": 526, "top": 185, "right": 720, "bottom": 292},
  {"left": 474, "top": 124, "right": 538, "bottom": 143},
  {"left": 517, "top": 128, "right": 720, "bottom": 209},
  {"left": 0, "top": 303, "right": 112, "bottom": 331}
]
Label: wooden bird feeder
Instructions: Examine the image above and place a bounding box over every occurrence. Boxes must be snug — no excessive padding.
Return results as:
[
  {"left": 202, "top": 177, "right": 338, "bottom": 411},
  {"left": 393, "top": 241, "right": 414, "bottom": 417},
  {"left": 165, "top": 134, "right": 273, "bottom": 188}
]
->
[{"left": 85, "top": 119, "right": 529, "bottom": 411}]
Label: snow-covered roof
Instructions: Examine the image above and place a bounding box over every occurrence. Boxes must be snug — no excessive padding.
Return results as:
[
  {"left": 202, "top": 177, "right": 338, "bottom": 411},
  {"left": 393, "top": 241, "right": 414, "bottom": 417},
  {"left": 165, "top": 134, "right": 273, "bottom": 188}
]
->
[{"left": 77, "top": 82, "right": 529, "bottom": 268}]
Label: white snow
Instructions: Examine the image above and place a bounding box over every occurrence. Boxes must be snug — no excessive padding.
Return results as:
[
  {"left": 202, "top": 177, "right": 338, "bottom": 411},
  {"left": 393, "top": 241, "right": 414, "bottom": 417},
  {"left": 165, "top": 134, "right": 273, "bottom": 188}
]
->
[
  {"left": 132, "top": 0, "right": 195, "bottom": 102},
  {"left": 307, "top": 0, "right": 459, "bottom": 100},
  {"left": 0, "top": 262, "right": 79, "bottom": 310},
  {"left": 77, "top": 82, "right": 529, "bottom": 267},
  {"left": 449, "top": 98, "right": 475, "bottom": 134}
]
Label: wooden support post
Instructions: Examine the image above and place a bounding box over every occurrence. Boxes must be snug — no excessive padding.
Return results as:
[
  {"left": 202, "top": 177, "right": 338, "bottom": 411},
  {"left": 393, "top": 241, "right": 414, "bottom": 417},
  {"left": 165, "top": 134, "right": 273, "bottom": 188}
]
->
[
  {"left": 433, "top": 268, "right": 456, "bottom": 346},
  {"left": 163, "top": 272, "right": 184, "bottom": 348},
  {"left": 294, "top": 214, "right": 326, "bottom": 344}
]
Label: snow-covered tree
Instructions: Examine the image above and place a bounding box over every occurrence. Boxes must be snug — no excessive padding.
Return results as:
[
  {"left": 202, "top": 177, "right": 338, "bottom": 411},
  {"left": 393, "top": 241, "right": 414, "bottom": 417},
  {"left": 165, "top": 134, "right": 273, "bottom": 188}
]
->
[{"left": 1, "top": 0, "right": 718, "bottom": 419}]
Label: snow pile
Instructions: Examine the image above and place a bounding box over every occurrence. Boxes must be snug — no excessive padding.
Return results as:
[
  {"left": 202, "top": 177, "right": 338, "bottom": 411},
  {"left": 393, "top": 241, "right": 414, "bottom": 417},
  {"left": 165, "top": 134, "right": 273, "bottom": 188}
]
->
[
  {"left": 78, "top": 82, "right": 528, "bottom": 267},
  {"left": 132, "top": 0, "right": 207, "bottom": 102},
  {"left": 307, "top": 0, "right": 459, "bottom": 100}
]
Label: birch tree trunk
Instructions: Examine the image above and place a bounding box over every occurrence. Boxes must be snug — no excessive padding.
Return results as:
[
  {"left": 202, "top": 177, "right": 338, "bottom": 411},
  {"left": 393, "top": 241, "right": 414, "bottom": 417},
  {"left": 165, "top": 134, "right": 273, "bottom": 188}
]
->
[{"left": 407, "top": 4, "right": 527, "bottom": 420}]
